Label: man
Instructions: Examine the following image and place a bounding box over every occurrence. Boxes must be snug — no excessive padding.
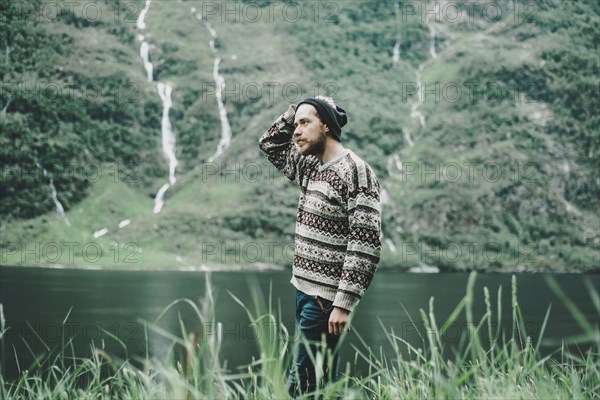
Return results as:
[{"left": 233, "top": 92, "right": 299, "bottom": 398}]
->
[{"left": 258, "top": 96, "right": 382, "bottom": 396}]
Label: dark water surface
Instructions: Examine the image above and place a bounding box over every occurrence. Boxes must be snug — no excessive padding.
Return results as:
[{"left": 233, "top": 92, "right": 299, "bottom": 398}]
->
[{"left": 1, "top": 266, "right": 598, "bottom": 380}]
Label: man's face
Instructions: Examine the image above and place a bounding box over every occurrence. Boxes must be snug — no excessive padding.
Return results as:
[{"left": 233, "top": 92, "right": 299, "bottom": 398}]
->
[{"left": 293, "top": 104, "right": 328, "bottom": 157}]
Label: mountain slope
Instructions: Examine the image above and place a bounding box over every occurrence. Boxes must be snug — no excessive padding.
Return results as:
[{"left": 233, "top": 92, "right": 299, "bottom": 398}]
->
[{"left": 1, "top": 0, "right": 598, "bottom": 271}]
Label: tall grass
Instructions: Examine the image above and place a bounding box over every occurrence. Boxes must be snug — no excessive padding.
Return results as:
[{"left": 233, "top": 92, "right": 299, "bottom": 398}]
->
[{"left": 1, "top": 272, "right": 598, "bottom": 399}]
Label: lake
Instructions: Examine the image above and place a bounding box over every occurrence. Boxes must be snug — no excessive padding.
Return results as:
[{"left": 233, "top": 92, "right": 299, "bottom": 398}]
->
[{"left": 1, "top": 266, "right": 598, "bottom": 381}]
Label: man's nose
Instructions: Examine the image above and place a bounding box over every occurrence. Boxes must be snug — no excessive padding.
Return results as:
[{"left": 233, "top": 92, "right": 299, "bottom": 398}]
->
[{"left": 294, "top": 126, "right": 301, "bottom": 136}]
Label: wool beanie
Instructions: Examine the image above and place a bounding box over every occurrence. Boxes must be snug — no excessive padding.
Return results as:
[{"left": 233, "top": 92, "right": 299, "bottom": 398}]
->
[{"left": 296, "top": 98, "right": 347, "bottom": 142}]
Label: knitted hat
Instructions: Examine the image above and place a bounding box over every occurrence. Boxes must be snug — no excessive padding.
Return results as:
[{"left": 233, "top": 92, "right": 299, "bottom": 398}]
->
[{"left": 296, "top": 98, "right": 347, "bottom": 142}]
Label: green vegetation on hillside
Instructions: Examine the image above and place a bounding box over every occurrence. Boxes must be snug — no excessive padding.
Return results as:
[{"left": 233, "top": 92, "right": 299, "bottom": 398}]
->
[{"left": 0, "top": 0, "right": 598, "bottom": 271}]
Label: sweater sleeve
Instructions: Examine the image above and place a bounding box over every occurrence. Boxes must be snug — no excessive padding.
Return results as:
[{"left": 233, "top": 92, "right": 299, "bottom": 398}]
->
[
  {"left": 258, "top": 105, "right": 319, "bottom": 186},
  {"left": 333, "top": 165, "right": 382, "bottom": 312}
]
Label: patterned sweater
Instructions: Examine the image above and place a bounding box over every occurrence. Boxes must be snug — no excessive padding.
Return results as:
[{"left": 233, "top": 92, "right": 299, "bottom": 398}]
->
[{"left": 258, "top": 105, "right": 382, "bottom": 312}]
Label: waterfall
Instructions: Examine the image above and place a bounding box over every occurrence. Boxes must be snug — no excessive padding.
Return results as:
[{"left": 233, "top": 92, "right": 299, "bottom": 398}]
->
[
  {"left": 152, "top": 83, "right": 178, "bottom": 214},
  {"left": 392, "top": 1, "right": 401, "bottom": 62},
  {"left": 93, "top": 228, "right": 108, "bottom": 238},
  {"left": 410, "top": 65, "right": 426, "bottom": 129},
  {"left": 208, "top": 57, "right": 232, "bottom": 162},
  {"left": 34, "top": 158, "right": 71, "bottom": 227},
  {"left": 190, "top": 8, "right": 233, "bottom": 162},
  {"left": 402, "top": 0, "right": 447, "bottom": 146},
  {"left": 381, "top": 188, "right": 389, "bottom": 204},
  {"left": 387, "top": 153, "right": 403, "bottom": 178},
  {"left": 392, "top": 42, "right": 401, "bottom": 63},
  {"left": 427, "top": 0, "right": 441, "bottom": 58},
  {"left": 136, "top": 0, "right": 151, "bottom": 30},
  {"left": 385, "top": 238, "right": 397, "bottom": 253},
  {"left": 429, "top": 25, "right": 437, "bottom": 59},
  {"left": 403, "top": 128, "right": 415, "bottom": 147},
  {"left": 153, "top": 183, "right": 170, "bottom": 214},
  {"left": 407, "top": 2, "right": 446, "bottom": 133},
  {"left": 425, "top": 8, "right": 437, "bottom": 59},
  {"left": 1, "top": 96, "right": 10, "bottom": 115},
  {"left": 137, "top": 1, "right": 153, "bottom": 81},
  {"left": 2, "top": 36, "right": 11, "bottom": 111},
  {"left": 136, "top": 0, "right": 179, "bottom": 214},
  {"left": 140, "top": 41, "right": 153, "bottom": 82},
  {"left": 157, "top": 82, "right": 178, "bottom": 185}
]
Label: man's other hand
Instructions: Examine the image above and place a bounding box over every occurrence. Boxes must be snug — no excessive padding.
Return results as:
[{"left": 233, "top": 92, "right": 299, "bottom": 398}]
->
[{"left": 328, "top": 307, "right": 350, "bottom": 336}]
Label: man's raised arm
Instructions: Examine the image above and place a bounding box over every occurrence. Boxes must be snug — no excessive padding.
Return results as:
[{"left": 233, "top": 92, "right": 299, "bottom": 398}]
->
[{"left": 258, "top": 104, "right": 318, "bottom": 186}]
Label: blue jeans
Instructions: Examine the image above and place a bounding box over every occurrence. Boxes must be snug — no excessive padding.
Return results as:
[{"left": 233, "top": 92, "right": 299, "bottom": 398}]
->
[{"left": 288, "top": 289, "right": 341, "bottom": 397}]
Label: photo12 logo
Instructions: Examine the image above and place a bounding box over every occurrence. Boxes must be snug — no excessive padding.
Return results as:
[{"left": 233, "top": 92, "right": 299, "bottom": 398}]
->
[
  {"left": 400, "top": 1, "right": 540, "bottom": 24},
  {"left": 3, "top": 320, "right": 144, "bottom": 346},
  {"left": 198, "top": 162, "right": 279, "bottom": 183},
  {"left": 0, "top": 80, "right": 139, "bottom": 106},
  {"left": 201, "top": 81, "right": 339, "bottom": 104},
  {"left": 0, "top": 241, "right": 140, "bottom": 265},
  {"left": 4, "top": 1, "right": 138, "bottom": 24},
  {"left": 400, "top": 80, "right": 540, "bottom": 105},
  {"left": 0, "top": 162, "right": 139, "bottom": 185},
  {"left": 392, "top": 161, "right": 539, "bottom": 185},
  {"left": 399, "top": 241, "right": 539, "bottom": 265},
  {"left": 3, "top": 1, "right": 340, "bottom": 25},
  {"left": 200, "top": 241, "right": 295, "bottom": 264},
  {"left": 198, "top": 2, "right": 339, "bottom": 24}
]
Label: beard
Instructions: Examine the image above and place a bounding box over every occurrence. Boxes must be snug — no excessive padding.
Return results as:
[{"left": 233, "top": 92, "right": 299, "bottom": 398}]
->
[{"left": 299, "top": 131, "right": 326, "bottom": 157}]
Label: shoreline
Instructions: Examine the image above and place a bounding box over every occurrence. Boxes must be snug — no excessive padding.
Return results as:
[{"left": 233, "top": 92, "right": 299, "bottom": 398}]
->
[
  {"left": 0, "top": 263, "right": 286, "bottom": 272},
  {"left": 0, "top": 263, "right": 596, "bottom": 274}
]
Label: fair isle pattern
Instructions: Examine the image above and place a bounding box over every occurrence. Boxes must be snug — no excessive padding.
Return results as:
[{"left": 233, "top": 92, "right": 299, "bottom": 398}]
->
[{"left": 258, "top": 105, "right": 382, "bottom": 312}]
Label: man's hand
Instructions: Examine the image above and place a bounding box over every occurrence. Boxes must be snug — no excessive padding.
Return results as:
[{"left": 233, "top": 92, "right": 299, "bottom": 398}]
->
[
  {"left": 284, "top": 104, "right": 297, "bottom": 124},
  {"left": 328, "top": 307, "right": 350, "bottom": 336}
]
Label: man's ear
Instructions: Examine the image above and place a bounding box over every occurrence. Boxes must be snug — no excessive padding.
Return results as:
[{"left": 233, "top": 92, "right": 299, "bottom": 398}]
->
[{"left": 323, "top": 124, "right": 330, "bottom": 133}]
